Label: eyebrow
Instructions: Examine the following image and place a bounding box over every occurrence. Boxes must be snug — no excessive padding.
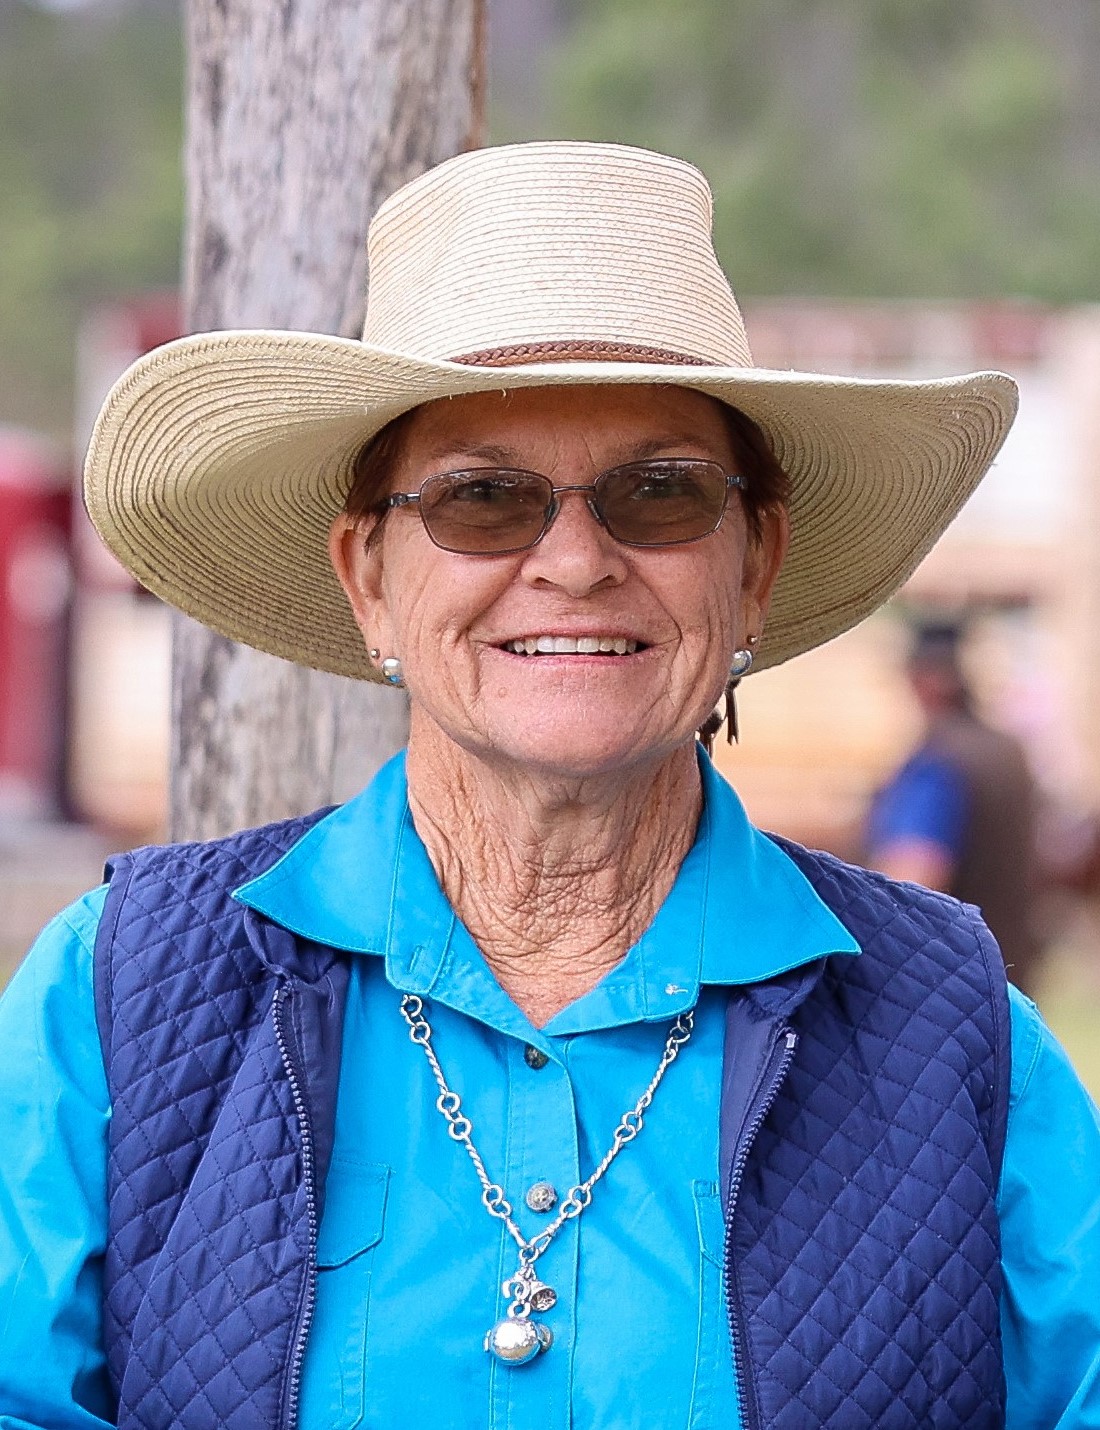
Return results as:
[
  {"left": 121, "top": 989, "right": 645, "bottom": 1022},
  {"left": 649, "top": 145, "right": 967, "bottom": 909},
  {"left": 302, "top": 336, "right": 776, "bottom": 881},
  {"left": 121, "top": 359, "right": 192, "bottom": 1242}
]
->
[
  {"left": 425, "top": 442, "right": 523, "bottom": 466},
  {"left": 423, "top": 433, "right": 723, "bottom": 469},
  {"left": 627, "top": 434, "right": 721, "bottom": 461}
]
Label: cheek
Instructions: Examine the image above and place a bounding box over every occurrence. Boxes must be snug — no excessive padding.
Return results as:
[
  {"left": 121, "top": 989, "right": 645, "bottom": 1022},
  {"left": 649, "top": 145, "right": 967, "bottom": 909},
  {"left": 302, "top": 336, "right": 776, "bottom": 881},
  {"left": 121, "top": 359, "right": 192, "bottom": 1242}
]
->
[
  {"left": 383, "top": 576, "right": 450, "bottom": 650},
  {"left": 379, "top": 545, "right": 513, "bottom": 653},
  {"left": 662, "top": 539, "right": 743, "bottom": 645},
  {"left": 709, "top": 528, "right": 754, "bottom": 633}
]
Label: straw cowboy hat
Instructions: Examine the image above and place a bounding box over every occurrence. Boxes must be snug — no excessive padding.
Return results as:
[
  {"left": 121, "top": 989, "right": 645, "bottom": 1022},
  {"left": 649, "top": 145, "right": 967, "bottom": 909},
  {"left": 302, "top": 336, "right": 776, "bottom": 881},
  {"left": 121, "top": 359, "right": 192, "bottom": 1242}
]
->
[{"left": 83, "top": 141, "right": 1017, "bottom": 682}]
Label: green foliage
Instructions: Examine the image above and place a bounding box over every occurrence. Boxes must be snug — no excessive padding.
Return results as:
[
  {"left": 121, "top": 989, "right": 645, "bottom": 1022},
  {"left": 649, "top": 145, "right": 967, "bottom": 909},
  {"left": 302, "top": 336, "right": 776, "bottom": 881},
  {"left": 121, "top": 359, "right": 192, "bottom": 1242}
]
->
[
  {"left": 521, "top": 0, "right": 1100, "bottom": 301},
  {"left": 0, "top": 0, "right": 183, "bottom": 436},
  {"left": 4, "top": 0, "right": 1100, "bottom": 434}
]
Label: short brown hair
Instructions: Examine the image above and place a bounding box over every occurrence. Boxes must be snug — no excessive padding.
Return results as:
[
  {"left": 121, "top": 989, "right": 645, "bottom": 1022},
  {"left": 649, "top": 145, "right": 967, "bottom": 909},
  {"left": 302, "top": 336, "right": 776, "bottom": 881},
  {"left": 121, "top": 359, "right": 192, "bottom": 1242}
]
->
[{"left": 343, "top": 397, "right": 791, "bottom": 546}]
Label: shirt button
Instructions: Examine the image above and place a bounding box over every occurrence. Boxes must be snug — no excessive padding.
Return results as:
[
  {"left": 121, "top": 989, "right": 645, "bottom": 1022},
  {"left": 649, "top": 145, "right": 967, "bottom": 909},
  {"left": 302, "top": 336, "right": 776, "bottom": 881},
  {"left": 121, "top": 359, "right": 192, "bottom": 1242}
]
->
[
  {"left": 525, "top": 1181, "right": 558, "bottom": 1213},
  {"left": 523, "top": 1044, "right": 549, "bottom": 1070}
]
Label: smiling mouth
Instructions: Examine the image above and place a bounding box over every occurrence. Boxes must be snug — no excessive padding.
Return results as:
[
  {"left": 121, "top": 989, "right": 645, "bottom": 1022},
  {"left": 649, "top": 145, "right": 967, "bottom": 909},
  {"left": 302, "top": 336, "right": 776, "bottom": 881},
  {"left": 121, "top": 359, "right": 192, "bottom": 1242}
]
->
[{"left": 502, "top": 635, "right": 643, "bottom": 656}]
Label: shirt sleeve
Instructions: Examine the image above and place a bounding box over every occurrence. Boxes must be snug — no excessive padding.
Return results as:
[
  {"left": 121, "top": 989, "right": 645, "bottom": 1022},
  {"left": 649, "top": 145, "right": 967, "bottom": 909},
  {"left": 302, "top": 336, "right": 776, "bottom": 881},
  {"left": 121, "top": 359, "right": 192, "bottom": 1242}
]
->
[
  {"left": 1000, "top": 984, "right": 1100, "bottom": 1428},
  {"left": 0, "top": 887, "right": 113, "bottom": 1429},
  {"left": 869, "top": 751, "right": 969, "bottom": 859}
]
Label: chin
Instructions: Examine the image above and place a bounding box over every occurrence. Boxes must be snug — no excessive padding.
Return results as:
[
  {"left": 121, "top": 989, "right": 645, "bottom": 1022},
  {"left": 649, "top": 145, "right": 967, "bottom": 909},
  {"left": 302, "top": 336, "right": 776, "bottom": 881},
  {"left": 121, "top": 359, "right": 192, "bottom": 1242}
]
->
[
  {"left": 412, "top": 698, "right": 701, "bottom": 782},
  {"left": 480, "top": 718, "right": 691, "bottom": 782}
]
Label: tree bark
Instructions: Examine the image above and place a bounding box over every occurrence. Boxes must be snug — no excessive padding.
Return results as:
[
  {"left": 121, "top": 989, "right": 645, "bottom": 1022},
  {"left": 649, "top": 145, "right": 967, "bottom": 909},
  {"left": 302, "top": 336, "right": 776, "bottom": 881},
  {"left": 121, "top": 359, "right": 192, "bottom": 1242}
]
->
[{"left": 174, "top": 0, "right": 485, "bottom": 839}]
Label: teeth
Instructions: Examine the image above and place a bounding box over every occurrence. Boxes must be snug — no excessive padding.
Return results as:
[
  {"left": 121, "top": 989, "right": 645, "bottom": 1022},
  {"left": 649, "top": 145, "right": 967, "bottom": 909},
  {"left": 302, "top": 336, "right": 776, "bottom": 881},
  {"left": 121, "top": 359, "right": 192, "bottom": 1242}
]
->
[{"left": 505, "top": 636, "right": 639, "bottom": 655}]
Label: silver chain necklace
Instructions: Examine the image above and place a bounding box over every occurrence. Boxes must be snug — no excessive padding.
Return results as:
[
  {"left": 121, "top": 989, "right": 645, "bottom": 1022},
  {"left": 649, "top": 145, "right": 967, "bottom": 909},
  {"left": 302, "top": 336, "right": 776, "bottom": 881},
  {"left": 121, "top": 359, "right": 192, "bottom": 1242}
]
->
[{"left": 399, "top": 991, "right": 694, "bottom": 1366}]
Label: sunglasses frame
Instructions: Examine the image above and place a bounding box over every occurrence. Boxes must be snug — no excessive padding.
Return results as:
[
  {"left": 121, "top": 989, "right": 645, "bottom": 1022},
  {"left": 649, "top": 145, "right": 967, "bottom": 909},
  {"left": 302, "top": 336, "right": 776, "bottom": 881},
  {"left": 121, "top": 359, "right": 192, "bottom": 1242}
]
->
[{"left": 383, "top": 459, "right": 747, "bottom": 555}]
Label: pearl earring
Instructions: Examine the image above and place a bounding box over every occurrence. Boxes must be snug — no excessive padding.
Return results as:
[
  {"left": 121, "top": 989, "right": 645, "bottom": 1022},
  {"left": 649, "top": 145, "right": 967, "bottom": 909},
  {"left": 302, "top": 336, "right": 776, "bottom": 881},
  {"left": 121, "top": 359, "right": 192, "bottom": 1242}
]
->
[
  {"left": 381, "top": 656, "right": 405, "bottom": 687},
  {"left": 368, "top": 647, "right": 380, "bottom": 660}
]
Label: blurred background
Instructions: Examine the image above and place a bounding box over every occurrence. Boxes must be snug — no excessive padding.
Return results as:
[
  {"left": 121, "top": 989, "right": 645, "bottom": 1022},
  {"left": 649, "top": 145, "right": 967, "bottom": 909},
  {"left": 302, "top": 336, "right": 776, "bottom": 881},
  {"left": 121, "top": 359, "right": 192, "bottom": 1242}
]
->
[{"left": 2, "top": 0, "right": 1100, "bottom": 1089}]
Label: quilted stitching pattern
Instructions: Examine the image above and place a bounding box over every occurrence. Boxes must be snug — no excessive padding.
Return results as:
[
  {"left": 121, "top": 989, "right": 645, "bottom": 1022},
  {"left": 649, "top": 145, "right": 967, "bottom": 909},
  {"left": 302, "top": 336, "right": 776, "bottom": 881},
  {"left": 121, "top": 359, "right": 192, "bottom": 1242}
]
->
[
  {"left": 98, "top": 813, "right": 329, "bottom": 1429},
  {"left": 96, "top": 815, "right": 1009, "bottom": 1429},
  {"left": 731, "top": 840, "right": 1009, "bottom": 1428}
]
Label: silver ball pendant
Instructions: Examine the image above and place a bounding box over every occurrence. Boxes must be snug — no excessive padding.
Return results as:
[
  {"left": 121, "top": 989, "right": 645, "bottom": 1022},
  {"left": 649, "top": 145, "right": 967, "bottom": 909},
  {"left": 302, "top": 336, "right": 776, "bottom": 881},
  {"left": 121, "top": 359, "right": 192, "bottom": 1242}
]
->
[{"left": 484, "top": 1316, "right": 548, "bottom": 1365}]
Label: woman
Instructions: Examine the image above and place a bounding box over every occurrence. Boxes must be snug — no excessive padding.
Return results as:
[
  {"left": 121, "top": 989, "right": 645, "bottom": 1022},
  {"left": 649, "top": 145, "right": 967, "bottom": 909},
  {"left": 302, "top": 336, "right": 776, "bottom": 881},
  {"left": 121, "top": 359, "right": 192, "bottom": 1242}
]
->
[{"left": 1, "top": 142, "right": 1098, "bottom": 1429}]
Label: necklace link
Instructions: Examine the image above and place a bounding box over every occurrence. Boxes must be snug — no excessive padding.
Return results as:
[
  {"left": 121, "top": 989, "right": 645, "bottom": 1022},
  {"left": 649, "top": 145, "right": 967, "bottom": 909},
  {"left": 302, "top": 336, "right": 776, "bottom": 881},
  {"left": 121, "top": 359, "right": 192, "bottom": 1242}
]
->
[
  {"left": 481, "top": 1185, "right": 512, "bottom": 1218},
  {"left": 558, "top": 1186, "right": 592, "bottom": 1219}
]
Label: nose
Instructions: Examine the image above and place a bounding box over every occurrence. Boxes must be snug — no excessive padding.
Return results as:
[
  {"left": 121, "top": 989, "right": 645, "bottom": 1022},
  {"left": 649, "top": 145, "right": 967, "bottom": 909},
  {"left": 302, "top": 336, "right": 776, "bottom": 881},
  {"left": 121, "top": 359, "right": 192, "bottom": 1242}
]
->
[{"left": 520, "top": 486, "right": 628, "bottom": 597}]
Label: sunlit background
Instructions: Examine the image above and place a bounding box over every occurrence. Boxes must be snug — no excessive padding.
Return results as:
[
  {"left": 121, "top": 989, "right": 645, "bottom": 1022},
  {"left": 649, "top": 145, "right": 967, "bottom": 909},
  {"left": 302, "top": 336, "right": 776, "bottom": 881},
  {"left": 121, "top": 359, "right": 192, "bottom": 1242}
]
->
[{"left": 3, "top": 0, "right": 1100, "bottom": 1089}]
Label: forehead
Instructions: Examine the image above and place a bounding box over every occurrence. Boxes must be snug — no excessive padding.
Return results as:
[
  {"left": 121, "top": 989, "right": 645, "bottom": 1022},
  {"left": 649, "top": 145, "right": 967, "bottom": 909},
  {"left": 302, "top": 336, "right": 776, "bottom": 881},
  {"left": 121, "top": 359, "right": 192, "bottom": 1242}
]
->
[{"left": 395, "top": 383, "right": 736, "bottom": 468}]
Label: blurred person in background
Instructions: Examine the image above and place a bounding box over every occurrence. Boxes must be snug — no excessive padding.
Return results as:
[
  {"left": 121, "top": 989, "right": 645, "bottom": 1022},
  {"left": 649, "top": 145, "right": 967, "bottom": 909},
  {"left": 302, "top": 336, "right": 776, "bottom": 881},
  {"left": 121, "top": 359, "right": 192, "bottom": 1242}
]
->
[{"left": 867, "top": 619, "right": 1043, "bottom": 997}]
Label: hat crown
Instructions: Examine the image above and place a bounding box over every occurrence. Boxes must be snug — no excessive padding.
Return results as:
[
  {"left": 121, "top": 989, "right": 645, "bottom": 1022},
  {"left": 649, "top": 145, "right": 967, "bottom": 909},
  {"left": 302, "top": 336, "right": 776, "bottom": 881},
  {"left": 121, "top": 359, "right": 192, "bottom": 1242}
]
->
[{"left": 361, "top": 142, "right": 753, "bottom": 368}]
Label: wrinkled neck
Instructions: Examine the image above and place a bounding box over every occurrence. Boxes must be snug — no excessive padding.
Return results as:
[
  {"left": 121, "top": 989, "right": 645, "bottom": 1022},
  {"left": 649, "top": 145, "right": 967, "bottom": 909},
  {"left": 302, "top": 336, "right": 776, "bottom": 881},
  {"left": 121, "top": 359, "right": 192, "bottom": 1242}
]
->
[{"left": 404, "top": 735, "right": 702, "bottom": 1025}]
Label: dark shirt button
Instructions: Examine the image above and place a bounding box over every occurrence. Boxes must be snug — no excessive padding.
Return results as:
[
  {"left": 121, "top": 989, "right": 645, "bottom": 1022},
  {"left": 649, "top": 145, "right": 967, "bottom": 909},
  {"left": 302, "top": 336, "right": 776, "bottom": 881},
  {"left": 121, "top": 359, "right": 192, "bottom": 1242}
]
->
[{"left": 524, "top": 1044, "right": 549, "bottom": 1070}]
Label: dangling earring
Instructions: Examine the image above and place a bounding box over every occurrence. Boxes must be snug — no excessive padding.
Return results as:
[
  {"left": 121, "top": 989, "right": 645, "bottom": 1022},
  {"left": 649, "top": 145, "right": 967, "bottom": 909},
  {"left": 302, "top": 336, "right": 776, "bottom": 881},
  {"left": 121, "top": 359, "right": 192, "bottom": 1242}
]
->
[
  {"left": 380, "top": 656, "right": 405, "bottom": 688},
  {"left": 698, "top": 637, "right": 759, "bottom": 753},
  {"left": 723, "top": 637, "right": 757, "bottom": 745}
]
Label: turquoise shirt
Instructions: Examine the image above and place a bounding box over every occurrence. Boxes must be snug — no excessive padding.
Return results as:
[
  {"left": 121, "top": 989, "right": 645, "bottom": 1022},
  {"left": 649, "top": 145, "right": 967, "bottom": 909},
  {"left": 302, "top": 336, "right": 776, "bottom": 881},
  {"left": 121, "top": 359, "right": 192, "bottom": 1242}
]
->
[{"left": 1, "top": 752, "right": 1100, "bottom": 1427}]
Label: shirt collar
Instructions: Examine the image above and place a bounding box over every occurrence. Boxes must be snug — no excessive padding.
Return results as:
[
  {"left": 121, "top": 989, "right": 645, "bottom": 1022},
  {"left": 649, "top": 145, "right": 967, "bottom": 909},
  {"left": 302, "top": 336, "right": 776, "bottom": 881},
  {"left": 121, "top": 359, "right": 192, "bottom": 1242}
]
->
[{"left": 235, "top": 750, "right": 859, "bottom": 1030}]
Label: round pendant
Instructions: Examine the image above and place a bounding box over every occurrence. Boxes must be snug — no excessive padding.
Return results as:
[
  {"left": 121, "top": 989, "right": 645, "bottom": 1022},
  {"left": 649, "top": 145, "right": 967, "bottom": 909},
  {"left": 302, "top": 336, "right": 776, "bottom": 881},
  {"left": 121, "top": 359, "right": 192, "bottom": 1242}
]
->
[{"left": 484, "top": 1316, "right": 544, "bottom": 1365}]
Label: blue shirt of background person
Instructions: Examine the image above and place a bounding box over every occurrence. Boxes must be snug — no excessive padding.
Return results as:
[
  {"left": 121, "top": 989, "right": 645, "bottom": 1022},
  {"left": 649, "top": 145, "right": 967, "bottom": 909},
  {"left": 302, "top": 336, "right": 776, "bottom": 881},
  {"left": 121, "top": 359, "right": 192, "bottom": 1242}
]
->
[
  {"left": 867, "top": 618, "right": 1043, "bottom": 995},
  {"left": 869, "top": 745, "right": 969, "bottom": 859}
]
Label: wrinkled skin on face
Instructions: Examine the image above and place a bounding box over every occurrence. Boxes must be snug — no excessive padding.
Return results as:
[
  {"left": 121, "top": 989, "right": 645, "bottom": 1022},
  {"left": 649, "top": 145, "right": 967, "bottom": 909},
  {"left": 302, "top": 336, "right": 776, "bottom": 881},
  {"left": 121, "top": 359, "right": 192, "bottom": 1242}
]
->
[
  {"left": 330, "top": 384, "right": 790, "bottom": 1022},
  {"left": 330, "top": 383, "right": 788, "bottom": 787}
]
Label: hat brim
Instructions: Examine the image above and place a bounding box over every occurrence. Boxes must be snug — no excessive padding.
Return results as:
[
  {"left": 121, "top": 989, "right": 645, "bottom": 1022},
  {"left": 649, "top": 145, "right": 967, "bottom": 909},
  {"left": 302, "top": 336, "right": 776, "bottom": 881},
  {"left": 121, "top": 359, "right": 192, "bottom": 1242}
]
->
[{"left": 84, "top": 330, "right": 1018, "bottom": 682}]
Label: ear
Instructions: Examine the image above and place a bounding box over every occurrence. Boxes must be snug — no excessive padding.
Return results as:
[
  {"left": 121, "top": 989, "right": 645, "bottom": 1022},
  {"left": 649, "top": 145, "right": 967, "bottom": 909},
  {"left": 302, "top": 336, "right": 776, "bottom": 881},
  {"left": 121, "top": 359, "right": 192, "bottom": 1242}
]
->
[
  {"left": 328, "top": 511, "right": 393, "bottom": 659},
  {"left": 740, "top": 504, "right": 790, "bottom": 638}
]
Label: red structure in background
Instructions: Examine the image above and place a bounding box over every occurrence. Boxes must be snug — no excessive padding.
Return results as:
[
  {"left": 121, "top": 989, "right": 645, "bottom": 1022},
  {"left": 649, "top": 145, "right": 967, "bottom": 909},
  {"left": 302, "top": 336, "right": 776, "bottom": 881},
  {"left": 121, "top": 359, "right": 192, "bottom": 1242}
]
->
[
  {"left": 0, "top": 428, "right": 72, "bottom": 818},
  {"left": 65, "top": 292, "right": 182, "bottom": 835},
  {"left": 0, "top": 291, "right": 182, "bottom": 825}
]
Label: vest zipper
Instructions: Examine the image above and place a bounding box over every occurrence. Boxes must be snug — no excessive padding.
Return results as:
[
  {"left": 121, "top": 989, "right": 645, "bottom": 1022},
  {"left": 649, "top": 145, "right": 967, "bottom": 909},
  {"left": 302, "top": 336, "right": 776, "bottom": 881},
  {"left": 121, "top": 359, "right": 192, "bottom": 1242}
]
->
[
  {"left": 723, "top": 1026, "right": 799, "bottom": 1430},
  {"left": 272, "top": 982, "right": 319, "bottom": 1430}
]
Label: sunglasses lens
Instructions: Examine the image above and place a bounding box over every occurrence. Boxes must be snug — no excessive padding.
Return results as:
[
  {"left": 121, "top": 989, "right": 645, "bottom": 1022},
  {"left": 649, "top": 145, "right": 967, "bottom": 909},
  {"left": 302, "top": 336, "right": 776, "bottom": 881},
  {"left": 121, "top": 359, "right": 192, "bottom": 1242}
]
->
[
  {"left": 419, "top": 471, "right": 553, "bottom": 553},
  {"left": 597, "top": 461, "right": 729, "bottom": 545}
]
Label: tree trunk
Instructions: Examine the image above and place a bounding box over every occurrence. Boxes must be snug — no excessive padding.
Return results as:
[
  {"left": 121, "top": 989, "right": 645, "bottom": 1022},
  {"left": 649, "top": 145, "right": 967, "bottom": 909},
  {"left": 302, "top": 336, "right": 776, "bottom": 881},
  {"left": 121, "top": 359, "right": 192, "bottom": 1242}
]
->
[{"left": 174, "top": 0, "right": 485, "bottom": 840}]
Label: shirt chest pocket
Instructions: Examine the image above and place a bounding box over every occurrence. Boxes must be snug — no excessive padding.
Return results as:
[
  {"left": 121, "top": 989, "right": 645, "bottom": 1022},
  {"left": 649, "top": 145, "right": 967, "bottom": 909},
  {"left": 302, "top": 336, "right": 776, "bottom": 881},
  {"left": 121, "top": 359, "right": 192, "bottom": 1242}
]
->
[{"left": 301, "top": 1157, "right": 391, "bottom": 1430}]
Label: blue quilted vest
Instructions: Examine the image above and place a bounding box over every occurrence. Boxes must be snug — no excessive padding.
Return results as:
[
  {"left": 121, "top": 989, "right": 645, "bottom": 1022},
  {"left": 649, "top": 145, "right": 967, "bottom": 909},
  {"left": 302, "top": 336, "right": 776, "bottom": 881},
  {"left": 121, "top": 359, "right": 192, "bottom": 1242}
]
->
[{"left": 94, "top": 818, "right": 1010, "bottom": 1429}]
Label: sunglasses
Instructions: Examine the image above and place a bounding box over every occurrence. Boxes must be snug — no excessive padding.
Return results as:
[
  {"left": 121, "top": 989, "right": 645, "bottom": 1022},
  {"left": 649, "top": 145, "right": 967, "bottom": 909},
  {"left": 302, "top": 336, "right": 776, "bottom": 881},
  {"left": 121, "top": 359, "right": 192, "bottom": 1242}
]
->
[{"left": 383, "top": 459, "right": 746, "bottom": 555}]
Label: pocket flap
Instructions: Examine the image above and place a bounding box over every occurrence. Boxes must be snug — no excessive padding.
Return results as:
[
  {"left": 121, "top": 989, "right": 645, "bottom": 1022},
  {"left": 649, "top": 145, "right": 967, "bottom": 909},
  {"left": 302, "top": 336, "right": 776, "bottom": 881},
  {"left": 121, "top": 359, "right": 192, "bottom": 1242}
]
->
[
  {"left": 316, "top": 1157, "right": 390, "bottom": 1268},
  {"left": 693, "top": 1179, "right": 726, "bottom": 1268}
]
